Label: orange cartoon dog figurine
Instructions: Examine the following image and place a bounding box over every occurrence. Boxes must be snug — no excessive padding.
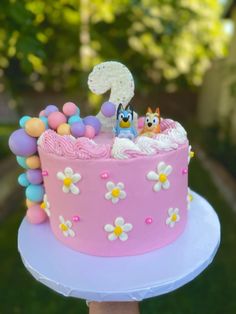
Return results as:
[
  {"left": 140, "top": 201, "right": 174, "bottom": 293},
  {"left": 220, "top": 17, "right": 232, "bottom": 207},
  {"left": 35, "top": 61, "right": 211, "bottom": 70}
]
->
[{"left": 140, "top": 107, "right": 161, "bottom": 137}]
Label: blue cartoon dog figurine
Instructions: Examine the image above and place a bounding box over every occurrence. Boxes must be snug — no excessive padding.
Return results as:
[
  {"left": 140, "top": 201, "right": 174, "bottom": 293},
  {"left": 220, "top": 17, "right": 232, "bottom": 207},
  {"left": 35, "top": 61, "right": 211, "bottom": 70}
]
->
[{"left": 114, "top": 103, "right": 138, "bottom": 140}]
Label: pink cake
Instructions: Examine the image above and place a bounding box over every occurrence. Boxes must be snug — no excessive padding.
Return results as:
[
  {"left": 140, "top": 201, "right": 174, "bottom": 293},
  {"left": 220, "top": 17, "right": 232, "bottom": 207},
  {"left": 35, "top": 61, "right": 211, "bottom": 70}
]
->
[{"left": 9, "top": 61, "right": 193, "bottom": 257}]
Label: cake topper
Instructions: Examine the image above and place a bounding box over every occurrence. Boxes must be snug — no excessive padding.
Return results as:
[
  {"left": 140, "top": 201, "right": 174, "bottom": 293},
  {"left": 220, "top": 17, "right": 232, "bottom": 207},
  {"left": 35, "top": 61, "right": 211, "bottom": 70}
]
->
[
  {"left": 140, "top": 107, "right": 161, "bottom": 137},
  {"left": 113, "top": 104, "right": 138, "bottom": 140},
  {"left": 88, "top": 61, "right": 137, "bottom": 131}
]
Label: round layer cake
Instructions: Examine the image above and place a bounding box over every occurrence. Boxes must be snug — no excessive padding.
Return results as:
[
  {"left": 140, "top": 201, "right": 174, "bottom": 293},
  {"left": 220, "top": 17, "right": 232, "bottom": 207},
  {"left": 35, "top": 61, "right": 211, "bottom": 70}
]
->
[
  {"left": 9, "top": 61, "right": 192, "bottom": 257},
  {"left": 37, "top": 120, "right": 189, "bottom": 256}
]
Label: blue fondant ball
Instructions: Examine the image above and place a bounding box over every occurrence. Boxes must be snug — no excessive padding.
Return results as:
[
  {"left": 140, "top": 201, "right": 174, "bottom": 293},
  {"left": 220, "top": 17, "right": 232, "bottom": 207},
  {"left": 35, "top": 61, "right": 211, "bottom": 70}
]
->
[
  {"left": 83, "top": 116, "right": 101, "bottom": 135},
  {"left": 16, "top": 156, "right": 28, "bottom": 169},
  {"left": 25, "top": 184, "right": 45, "bottom": 202},
  {"left": 68, "top": 115, "right": 82, "bottom": 125},
  {"left": 18, "top": 173, "right": 30, "bottom": 187},
  {"left": 39, "top": 116, "right": 49, "bottom": 129},
  {"left": 9, "top": 129, "right": 38, "bottom": 157},
  {"left": 19, "top": 116, "right": 31, "bottom": 128}
]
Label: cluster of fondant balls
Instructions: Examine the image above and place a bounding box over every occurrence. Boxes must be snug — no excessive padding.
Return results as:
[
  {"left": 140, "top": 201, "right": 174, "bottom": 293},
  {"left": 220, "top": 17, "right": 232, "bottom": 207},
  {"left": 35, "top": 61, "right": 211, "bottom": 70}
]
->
[{"left": 9, "top": 101, "right": 116, "bottom": 224}]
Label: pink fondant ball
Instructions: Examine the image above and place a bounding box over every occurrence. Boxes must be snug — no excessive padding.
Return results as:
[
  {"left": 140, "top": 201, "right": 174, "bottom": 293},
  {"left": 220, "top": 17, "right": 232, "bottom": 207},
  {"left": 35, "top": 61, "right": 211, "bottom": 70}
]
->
[
  {"left": 101, "top": 101, "right": 116, "bottom": 117},
  {"left": 63, "top": 102, "right": 78, "bottom": 116},
  {"left": 84, "top": 125, "right": 95, "bottom": 139},
  {"left": 26, "top": 205, "right": 47, "bottom": 224},
  {"left": 48, "top": 111, "right": 67, "bottom": 130},
  {"left": 39, "top": 110, "right": 45, "bottom": 117},
  {"left": 138, "top": 116, "right": 145, "bottom": 129}
]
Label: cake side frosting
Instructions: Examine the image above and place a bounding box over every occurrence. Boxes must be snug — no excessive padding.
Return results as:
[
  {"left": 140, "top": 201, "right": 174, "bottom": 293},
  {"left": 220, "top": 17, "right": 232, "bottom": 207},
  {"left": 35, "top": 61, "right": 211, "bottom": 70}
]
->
[{"left": 38, "top": 142, "right": 188, "bottom": 257}]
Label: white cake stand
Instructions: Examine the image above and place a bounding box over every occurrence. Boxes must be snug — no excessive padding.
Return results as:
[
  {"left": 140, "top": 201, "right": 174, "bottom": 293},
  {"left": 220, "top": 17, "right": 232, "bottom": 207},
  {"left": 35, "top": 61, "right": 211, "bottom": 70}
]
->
[{"left": 18, "top": 191, "right": 220, "bottom": 302}]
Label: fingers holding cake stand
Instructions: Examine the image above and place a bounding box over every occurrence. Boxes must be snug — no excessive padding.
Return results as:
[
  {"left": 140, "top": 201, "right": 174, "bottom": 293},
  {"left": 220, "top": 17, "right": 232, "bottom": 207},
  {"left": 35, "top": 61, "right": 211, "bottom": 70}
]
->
[{"left": 18, "top": 191, "right": 220, "bottom": 302}]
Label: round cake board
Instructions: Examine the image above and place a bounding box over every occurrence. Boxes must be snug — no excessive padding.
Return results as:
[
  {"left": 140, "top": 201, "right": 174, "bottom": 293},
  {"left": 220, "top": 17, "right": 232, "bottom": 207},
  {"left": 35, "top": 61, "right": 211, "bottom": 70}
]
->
[{"left": 18, "top": 191, "right": 220, "bottom": 302}]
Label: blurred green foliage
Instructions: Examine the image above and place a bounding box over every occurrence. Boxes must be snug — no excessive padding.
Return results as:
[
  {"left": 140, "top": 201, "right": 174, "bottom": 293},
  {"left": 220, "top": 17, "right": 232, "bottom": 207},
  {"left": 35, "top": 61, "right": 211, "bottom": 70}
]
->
[{"left": 0, "top": 0, "right": 228, "bottom": 96}]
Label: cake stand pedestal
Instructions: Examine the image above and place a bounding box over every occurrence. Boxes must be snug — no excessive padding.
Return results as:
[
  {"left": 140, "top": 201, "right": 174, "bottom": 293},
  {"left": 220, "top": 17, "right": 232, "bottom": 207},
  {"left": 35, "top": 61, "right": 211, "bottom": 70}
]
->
[{"left": 18, "top": 191, "right": 220, "bottom": 302}]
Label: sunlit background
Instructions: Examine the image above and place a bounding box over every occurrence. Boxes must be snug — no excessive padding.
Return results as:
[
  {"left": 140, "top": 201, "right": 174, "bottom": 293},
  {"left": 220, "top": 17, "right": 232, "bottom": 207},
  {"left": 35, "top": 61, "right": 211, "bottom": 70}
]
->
[{"left": 0, "top": 1, "right": 236, "bottom": 313}]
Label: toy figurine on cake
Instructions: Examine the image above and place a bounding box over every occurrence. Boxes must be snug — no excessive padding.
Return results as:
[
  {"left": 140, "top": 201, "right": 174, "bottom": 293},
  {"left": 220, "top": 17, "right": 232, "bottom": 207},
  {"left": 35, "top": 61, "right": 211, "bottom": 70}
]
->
[
  {"left": 9, "top": 61, "right": 194, "bottom": 257},
  {"left": 140, "top": 107, "right": 161, "bottom": 137},
  {"left": 113, "top": 103, "right": 138, "bottom": 140}
]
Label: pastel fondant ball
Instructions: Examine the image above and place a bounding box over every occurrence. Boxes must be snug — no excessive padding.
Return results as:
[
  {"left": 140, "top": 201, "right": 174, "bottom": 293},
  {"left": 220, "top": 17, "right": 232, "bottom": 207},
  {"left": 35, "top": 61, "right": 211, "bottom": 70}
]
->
[
  {"left": 39, "top": 116, "right": 49, "bottom": 129},
  {"left": 9, "top": 129, "right": 37, "bottom": 157},
  {"left": 25, "top": 184, "right": 45, "bottom": 202},
  {"left": 71, "top": 121, "right": 85, "bottom": 137},
  {"left": 83, "top": 116, "right": 101, "bottom": 135},
  {"left": 19, "top": 116, "right": 31, "bottom": 128},
  {"left": 48, "top": 111, "right": 67, "bottom": 130},
  {"left": 44, "top": 105, "right": 59, "bottom": 116},
  {"left": 84, "top": 125, "right": 95, "bottom": 139},
  {"left": 16, "top": 156, "right": 28, "bottom": 169},
  {"left": 26, "top": 169, "right": 43, "bottom": 185},
  {"left": 68, "top": 115, "right": 82, "bottom": 125},
  {"left": 26, "top": 198, "right": 38, "bottom": 208},
  {"left": 18, "top": 173, "right": 30, "bottom": 187},
  {"left": 26, "top": 155, "right": 41, "bottom": 169},
  {"left": 101, "top": 101, "right": 116, "bottom": 117},
  {"left": 63, "top": 102, "right": 78, "bottom": 116},
  {"left": 25, "top": 118, "right": 46, "bottom": 137},
  {"left": 26, "top": 205, "right": 47, "bottom": 224},
  {"left": 57, "top": 123, "right": 71, "bottom": 135},
  {"left": 39, "top": 110, "right": 45, "bottom": 117}
]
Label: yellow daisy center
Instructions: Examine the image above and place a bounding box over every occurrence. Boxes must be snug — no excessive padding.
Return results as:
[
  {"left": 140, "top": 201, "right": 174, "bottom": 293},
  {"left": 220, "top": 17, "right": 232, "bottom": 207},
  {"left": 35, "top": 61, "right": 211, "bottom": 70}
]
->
[
  {"left": 40, "top": 202, "right": 46, "bottom": 209},
  {"left": 60, "top": 223, "right": 68, "bottom": 231},
  {"left": 190, "top": 151, "right": 195, "bottom": 158},
  {"left": 63, "top": 177, "right": 72, "bottom": 187},
  {"left": 189, "top": 194, "right": 193, "bottom": 202},
  {"left": 159, "top": 173, "right": 167, "bottom": 183},
  {"left": 111, "top": 188, "right": 121, "bottom": 198},
  {"left": 114, "top": 226, "right": 123, "bottom": 236},
  {"left": 171, "top": 213, "right": 177, "bottom": 222}
]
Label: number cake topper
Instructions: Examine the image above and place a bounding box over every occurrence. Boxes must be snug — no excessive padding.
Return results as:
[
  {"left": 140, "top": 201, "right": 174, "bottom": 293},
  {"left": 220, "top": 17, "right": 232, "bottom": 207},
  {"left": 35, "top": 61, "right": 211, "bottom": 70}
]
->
[{"left": 88, "top": 61, "right": 136, "bottom": 131}]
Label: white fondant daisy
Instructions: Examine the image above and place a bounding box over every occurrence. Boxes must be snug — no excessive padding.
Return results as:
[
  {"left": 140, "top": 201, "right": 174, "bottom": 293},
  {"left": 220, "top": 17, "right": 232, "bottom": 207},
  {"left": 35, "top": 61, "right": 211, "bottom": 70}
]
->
[
  {"left": 166, "top": 208, "right": 180, "bottom": 228},
  {"left": 57, "top": 167, "right": 81, "bottom": 195},
  {"left": 40, "top": 194, "right": 51, "bottom": 217},
  {"left": 187, "top": 188, "right": 193, "bottom": 210},
  {"left": 104, "top": 217, "right": 133, "bottom": 241},
  {"left": 59, "top": 216, "right": 75, "bottom": 237},
  {"left": 147, "top": 161, "right": 172, "bottom": 192},
  {"left": 105, "top": 181, "right": 126, "bottom": 204},
  {"left": 188, "top": 145, "right": 195, "bottom": 164}
]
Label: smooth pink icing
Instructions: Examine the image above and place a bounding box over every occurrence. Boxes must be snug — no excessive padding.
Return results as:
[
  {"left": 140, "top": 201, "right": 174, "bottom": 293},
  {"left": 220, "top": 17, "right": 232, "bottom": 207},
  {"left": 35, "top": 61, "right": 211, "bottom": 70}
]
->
[{"left": 38, "top": 143, "right": 188, "bottom": 257}]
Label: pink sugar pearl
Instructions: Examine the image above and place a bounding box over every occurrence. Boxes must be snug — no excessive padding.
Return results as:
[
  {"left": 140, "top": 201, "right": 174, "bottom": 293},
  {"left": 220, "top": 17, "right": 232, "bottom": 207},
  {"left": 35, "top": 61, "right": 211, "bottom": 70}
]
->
[
  {"left": 26, "top": 205, "right": 47, "bottom": 224},
  {"left": 84, "top": 125, "right": 95, "bottom": 139},
  {"left": 48, "top": 111, "right": 67, "bottom": 130},
  {"left": 63, "top": 102, "right": 78, "bottom": 116},
  {"left": 145, "top": 217, "right": 153, "bottom": 225}
]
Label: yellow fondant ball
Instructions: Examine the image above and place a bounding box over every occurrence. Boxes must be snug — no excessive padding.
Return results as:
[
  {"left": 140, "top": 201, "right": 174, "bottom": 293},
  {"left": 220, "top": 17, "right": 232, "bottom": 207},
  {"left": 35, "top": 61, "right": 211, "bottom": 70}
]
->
[
  {"left": 25, "top": 118, "right": 46, "bottom": 137},
  {"left": 26, "top": 198, "right": 38, "bottom": 208},
  {"left": 57, "top": 123, "right": 71, "bottom": 135},
  {"left": 26, "top": 155, "right": 41, "bottom": 169}
]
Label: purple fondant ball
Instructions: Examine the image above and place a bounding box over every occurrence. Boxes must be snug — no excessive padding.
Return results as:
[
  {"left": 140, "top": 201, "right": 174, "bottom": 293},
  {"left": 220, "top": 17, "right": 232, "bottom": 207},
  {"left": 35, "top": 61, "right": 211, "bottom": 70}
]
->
[
  {"left": 26, "top": 169, "right": 43, "bottom": 185},
  {"left": 44, "top": 104, "right": 59, "bottom": 117},
  {"left": 83, "top": 116, "right": 101, "bottom": 135},
  {"left": 101, "top": 101, "right": 116, "bottom": 117},
  {"left": 71, "top": 121, "right": 85, "bottom": 138},
  {"left": 9, "top": 129, "right": 37, "bottom": 157}
]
